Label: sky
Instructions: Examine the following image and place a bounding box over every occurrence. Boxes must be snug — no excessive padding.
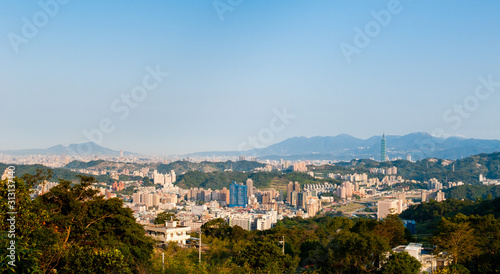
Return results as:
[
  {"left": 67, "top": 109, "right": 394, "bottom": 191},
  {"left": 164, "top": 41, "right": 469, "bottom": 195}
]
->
[{"left": 1, "top": 0, "right": 500, "bottom": 155}]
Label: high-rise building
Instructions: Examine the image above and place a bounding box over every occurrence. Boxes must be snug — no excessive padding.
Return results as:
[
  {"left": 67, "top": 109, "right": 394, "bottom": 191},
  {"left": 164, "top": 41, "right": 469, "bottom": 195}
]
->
[
  {"left": 377, "top": 199, "right": 403, "bottom": 220},
  {"left": 287, "top": 181, "right": 301, "bottom": 204},
  {"left": 435, "top": 190, "right": 445, "bottom": 202},
  {"left": 228, "top": 216, "right": 252, "bottom": 230},
  {"left": 153, "top": 170, "right": 164, "bottom": 185},
  {"left": 381, "top": 133, "right": 386, "bottom": 162},
  {"left": 421, "top": 190, "right": 428, "bottom": 202},
  {"left": 170, "top": 170, "right": 176, "bottom": 185},
  {"left": 428, "top": 178, "right": 442, "bottom": 190},
  {"left": 142, "top": 193, "right": 153, "bottom": 208},
  {"left": 133, "top": 192, "right": 142, "bottom": 204},
  {"left": 262, "top": 191, "right": 272, "bottom": 204},
  {"left": 153, "top": 170, "right": 176, "bottom": 188},
  {"left": 305, "top": 197, "right": 321, "bottom": 217},
  {"left": 293, "top": 161, "right": 307, "bottom": 172},
  {"left": 221, "top": 187, "right": 230, "bottom": 205},
  {"left": 287, "top": 182, "right": 294, "bottom": 203},
  {"left": 298, "top": 191, "right": 310, "bottom": 209},
  {"left": 246, "top": 178, "right": 253, "bottom": 198},
  {"left": 290, "top": 191, "right": 299, "bottom": 207},
  {"left": 229, "top": 182, "right": 248, "bottom": 207}
]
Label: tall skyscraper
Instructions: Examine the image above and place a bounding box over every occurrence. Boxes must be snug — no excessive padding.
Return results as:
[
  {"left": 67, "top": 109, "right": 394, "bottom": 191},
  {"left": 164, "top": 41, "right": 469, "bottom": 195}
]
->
[
  {"left": 381, "top": 133, "right": 386, "bottom": 162},
  {"left": 287, "top": 182, "right": 294, "bottom": 203},
  {"left": 246, "top": 178, "right": 253, "bottom": 198},
  {"left": 287, "top": 181, "right": 301, "bottom": 205},
  {"left": 229, "top": 182, "right": 248, "bottom": 207}
]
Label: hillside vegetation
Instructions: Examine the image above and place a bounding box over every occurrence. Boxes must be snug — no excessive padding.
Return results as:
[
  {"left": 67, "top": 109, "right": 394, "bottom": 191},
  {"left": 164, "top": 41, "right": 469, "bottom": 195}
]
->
[
  {"left": 443, "top": 184, "right": 500, "bottom": 200},
  {"left": 316, "top": 151, "right": 500, "bottom": 185},
  {"left": 64, "top": 160, "right": 264, "bottom": 174}
]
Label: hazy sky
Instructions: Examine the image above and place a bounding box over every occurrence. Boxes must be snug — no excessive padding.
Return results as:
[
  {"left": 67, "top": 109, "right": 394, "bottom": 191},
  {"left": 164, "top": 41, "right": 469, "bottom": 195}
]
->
[{"left": 1, "top": 0, "right": 499, "bottom": 155}]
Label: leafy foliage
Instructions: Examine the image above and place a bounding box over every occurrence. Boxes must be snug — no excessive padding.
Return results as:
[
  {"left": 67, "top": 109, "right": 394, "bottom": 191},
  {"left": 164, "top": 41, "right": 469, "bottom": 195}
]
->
[
  {"left": 0, "top": 170, "right": 154, "bottom": 273},
  {"left": 431, "top": 213, "right": 500, "bottom": 272},
  {"left": 400, "top": 199, "right": 474, "bottom": 223},
  {"left": 380, "top": 251, "right": 421, "bottom": 274},
  {"left": 154, "top": 211, "right": 178, "bottom": 224},
  {"left": 432, "top": 214, "right": 480, "bottom": 264},
  {"left": 443, "top": 184, "right": 500, "bottom": 200}
]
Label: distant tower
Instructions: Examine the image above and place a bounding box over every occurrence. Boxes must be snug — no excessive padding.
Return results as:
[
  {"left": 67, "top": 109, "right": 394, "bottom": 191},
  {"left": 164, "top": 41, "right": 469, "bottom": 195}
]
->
[
  {"left": 381, "top": 134, "right": 386, "bottom": 162},
  {"left": 120, "top": 149, "right": 123, "bottom": 157}
]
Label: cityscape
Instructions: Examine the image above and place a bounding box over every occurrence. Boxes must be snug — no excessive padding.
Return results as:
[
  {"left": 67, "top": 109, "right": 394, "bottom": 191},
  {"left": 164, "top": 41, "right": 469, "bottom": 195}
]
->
[
  {"left": 2, "top": 135, "right": 500, "bottom": 273},
  {"left": 2, "top": 1, "right": 500, "bottom": 273}
]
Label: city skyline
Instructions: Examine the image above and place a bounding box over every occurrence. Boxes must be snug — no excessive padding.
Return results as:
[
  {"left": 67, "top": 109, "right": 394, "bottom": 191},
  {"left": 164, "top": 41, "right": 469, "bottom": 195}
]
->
[{"left": 2, "top": 1, "right": 500, "bottom": 155}]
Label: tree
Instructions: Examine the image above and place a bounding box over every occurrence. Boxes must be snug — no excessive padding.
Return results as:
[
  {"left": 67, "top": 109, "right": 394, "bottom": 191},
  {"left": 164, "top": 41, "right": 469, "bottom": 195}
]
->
[
  {"left": 432, "top": 214, "right": 479, "bottom": 264},
  {"left": 324, "top": 231, "right": 390, "bottom": 273},
  {"left": 300, "top": 240, "right": 327, "bottom": 268},
  {"left": 142, "top": 177, "right": 153, "bottom": 186},
  {"left": 234, "top": 240, "right": 296, "bottom": 273},
  {"left": 373, "top": 214, "right": 408, "bottom": 247},
  {"left": 202, "top": 218, "right": 232, "bottom": 239},
  {"left": 467, "top": 214, "right": 500, "bottom": 272},
  {"left": 380, "top": 252, "right": 421, "bottom": 274},
  {"left": 154, "top": 211, "right": 177, "bottom": 224},
  {"left": 433, "top": 264, "right": 470, "bottom": 274},
  {"left": 60, "top": 247, "right": 130, "bottom": 274},
  {"left": 2, "top": 170, "right": 154, "bottom": 273},
  {"left": 0, "top": 169, "right": 52, "bottom": 273}
]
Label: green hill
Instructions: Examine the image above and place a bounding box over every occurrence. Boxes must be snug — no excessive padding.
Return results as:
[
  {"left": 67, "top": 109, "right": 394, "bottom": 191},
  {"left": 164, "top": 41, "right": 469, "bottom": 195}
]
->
[
  {"left": 64, "top": 159, "right": 264, "bottom": 174},
  {"left": 443, "top": 184, "right": 500, "bottom": 200},
  {"left": 317, "top": 151, "right": 500, "bottom": 185}
]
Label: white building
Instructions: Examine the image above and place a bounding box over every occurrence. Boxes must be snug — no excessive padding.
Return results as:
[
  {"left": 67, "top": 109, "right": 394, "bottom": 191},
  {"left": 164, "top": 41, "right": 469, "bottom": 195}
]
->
[
  {"left": 228, "top": 216, "right": 253, "bottom": 230},
  {"left": 377, "top": 199, "right": 403, "bottom": 220},
  {"left": 153, "top": 170, "right": 176, "bottom": 187},
  {"left": 144, "top": 220, "right": 191, "bottom": 245},
  {"left": 255, "top": 217, "right": 272, "bottom": 230},
  {"left": 404, "top": 243, "right": 422, "bottom": 261}
]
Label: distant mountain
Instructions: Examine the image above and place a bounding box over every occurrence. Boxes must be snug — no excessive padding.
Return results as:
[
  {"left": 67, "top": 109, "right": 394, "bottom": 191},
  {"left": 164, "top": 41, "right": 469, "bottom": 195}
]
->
[
  {"left": 187, "top": 132, "right": 500, "bottom": 161},
  {"left": 0, "top": 142, "right": 135, "bottom": 156}
]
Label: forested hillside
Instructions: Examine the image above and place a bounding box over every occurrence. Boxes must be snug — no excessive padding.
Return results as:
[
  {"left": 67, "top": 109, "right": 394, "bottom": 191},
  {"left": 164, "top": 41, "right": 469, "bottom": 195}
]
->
[
  {"left": 64, "top": 160, "right": 265, "bottom": 174},
  {"left": 316, "top": 151, "right": 500, "bottom": 185},
  {"left": 443, "top": 184, "right": 500, "bottom": 200},
  {"left": 0, "top": 163, "right": 142, "bottom": 185}
]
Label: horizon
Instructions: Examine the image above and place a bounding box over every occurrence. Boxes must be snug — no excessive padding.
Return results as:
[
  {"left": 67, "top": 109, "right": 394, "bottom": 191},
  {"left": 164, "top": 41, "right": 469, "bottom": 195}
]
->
[
  {"left": 3, "top": 131, "right": 500, "bottom": 156},
  {"left": 2, "top": 1, "right": 499, "bottom": 155}
]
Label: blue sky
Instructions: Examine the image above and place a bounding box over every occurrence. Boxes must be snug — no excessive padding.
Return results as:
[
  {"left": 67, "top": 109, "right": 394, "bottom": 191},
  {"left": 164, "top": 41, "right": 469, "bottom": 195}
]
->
[{"left": 1, "top": 0, "right": 499, "bottom": 155}]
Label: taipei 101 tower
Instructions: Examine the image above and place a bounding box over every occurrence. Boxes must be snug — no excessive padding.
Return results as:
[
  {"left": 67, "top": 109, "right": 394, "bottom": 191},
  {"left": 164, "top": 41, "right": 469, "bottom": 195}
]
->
[{"left": 381, "top": 134, "right": 386, "bottom": 162}]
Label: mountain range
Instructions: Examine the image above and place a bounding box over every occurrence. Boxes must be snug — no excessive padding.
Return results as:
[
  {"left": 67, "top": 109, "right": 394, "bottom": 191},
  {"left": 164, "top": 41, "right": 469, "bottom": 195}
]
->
[
  {"left": 187, "top": 132, "right": 500, "bottom": 161},
  {"left": 3, "top": 132, "right": 500, "bottom": 161},
  {"left": 0, "top": 142, "right": 135, "bottom": 156}
]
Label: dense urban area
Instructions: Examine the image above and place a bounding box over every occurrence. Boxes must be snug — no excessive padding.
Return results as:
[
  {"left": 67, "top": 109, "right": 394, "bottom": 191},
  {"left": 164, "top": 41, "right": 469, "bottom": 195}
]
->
[{"left": 1, "top": 139, "right": 500, "bottom": 273}]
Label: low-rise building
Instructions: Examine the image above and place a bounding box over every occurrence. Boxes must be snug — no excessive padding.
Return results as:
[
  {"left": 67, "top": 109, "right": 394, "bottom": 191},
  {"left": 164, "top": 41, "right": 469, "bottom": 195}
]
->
[{"left": 144, "top": 220, "right": 191, "bottom": 245}]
